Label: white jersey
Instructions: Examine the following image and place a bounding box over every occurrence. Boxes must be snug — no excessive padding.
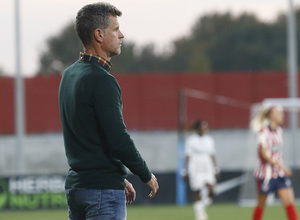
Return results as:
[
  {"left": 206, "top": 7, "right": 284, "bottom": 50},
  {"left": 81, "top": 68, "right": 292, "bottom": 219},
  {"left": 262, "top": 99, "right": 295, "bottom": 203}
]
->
[{"left": 185, "top": 133, "right": 216, "bottom": 190}]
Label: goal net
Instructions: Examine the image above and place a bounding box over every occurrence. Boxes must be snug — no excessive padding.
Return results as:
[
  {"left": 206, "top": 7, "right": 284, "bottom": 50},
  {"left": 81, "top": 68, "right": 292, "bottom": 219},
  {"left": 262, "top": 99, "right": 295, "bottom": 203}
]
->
[{"left": 238, "top": 98, "right": 300, "bottom": 206}]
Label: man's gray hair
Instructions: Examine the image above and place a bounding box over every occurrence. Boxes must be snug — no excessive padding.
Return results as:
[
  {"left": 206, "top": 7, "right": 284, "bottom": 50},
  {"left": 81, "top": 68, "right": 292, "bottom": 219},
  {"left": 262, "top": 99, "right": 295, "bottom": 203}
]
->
[{"left": 75, "top": 2, "right": 122, "bottom": 46}]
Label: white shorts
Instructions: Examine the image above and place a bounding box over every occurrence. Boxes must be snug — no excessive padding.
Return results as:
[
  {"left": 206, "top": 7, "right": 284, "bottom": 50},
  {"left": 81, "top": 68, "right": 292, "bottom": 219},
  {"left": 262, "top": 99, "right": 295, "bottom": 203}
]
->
[
  {"left": 188, "top": 172, "right": 216, "bottom": 191},
  {"left": 187, "top": 155, "right": 216, "bottom": 191}
]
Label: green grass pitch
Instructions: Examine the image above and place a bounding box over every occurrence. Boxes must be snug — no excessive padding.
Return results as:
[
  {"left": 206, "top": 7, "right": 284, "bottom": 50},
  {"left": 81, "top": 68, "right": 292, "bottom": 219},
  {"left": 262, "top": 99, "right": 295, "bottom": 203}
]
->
[{"left": 0, "top": 203, "right": 299, "bottom": 220}]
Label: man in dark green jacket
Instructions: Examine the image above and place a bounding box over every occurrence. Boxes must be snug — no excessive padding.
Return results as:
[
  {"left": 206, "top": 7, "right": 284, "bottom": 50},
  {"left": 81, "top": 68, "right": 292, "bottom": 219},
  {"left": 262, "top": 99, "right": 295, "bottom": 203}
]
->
[{"left": 59, "top": 3, "right": 158, "bottom": 220}]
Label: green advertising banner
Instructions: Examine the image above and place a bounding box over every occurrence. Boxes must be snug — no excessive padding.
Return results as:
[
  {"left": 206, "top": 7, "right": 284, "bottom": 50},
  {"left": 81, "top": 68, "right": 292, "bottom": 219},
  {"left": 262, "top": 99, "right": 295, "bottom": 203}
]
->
[{"left": 0, "top": 175, "right": 67, "bottom": 210}]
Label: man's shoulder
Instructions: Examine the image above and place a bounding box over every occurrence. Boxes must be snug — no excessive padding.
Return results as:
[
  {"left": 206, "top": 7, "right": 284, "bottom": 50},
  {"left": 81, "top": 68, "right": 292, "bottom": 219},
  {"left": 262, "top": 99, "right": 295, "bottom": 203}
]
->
[
  {"left": 66, "top": 61, "right": 115, "bottom": 80},
  {"left": 88, "top": 62, "right": 116, "bottom": 81}
]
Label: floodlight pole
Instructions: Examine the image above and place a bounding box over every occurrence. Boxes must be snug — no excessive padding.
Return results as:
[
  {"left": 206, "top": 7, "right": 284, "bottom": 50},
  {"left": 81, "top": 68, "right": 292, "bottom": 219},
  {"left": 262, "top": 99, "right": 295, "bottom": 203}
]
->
[
  {"left": 15, "top": 0, "right": 25, "bottom": 175},
  {"left": 176, "top": 89, "right": 187, "bottom": 206},
  {"left": 287, "top": 0, "right": 298, "bottom": 167}
]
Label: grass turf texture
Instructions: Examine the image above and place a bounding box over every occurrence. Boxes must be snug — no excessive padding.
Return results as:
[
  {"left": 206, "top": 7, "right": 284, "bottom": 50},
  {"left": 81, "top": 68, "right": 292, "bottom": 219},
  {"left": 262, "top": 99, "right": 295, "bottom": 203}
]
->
[{"left": 0, "top": 204, "right": 299, "bottom": 220}]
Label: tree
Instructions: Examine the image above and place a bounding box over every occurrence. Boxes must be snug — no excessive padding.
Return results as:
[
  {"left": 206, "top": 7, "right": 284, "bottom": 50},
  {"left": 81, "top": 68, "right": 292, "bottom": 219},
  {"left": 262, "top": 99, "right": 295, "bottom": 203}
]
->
[
  {"left": 172, "top": 12, "right": 287, "bottom": 72},
  {"left": 165, "top": 36, "right": 211, "bottom": 72},
  {"left": 208, "top": 14, "right": 286, "bottom": 71},
  {"left": 38, "top": 9, "right": 300, "bottom": 74},
  {"left": 37, "top": 22, "right": 83, "bottom": 74}
]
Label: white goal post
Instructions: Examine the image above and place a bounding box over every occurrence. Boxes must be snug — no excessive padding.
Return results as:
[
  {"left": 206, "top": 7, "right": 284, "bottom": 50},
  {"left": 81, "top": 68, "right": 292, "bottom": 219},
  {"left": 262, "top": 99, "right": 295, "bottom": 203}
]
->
[{"left": 262, "top": 98, "right": 300, "bottom": 109}]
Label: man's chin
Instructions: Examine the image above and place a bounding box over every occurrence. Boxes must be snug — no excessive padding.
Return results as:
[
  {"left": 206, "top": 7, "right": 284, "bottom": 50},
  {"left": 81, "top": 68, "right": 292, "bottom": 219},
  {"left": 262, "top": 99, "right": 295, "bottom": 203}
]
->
[{"left": 110, "top": 50, "right": 121, "bottom": 57}]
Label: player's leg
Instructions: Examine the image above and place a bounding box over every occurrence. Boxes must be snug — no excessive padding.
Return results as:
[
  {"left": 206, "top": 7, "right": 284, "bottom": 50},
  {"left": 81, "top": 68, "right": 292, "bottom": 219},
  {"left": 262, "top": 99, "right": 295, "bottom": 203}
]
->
[
  {"left": 203, "top": 183, "right": 214, "bottom": 206},
  {"left": 277, "top": 188, "right": 298, "bottom": 220},
  {"left": 194, "top": 189, "right": 201, "bottom": 201},
  {"left": 206, "top": 184, "right": 215, "bottom": 205},
  {"left": 278, "top": 187, "right": 294, "bottom": 206},
  {"left": 253, "top": 178, "right": 269, "bottom": 220},
  {"left": 193, "top": 190, "right": 205, "bottom": 220},
  {"left": 203, "top": 172, "right": 216, "bottom": 207},
  {"left": 276, "top": 178, "right": 298, "bottom": 220},
  {"left": 192, "top": 189, "right": 208, "bottom": 220},
  {"left": 206, "top": 184, "right": 214, "bottom": 198},
  {"left": 190, "top": 175, "right": 207, "bottom": 220},
  {"left": 253, "top": 193, "right": 268, "bottom": 220},
  {"left": 256, "top": 193, "right": 268, "bottom": 208}
]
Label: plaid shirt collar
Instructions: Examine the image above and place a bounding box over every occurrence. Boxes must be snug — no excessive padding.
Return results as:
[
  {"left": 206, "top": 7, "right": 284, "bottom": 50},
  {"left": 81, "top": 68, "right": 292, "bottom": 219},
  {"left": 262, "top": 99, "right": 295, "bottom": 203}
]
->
[{"left": 80, "top": 52, "right": 112, "bottom": 72}]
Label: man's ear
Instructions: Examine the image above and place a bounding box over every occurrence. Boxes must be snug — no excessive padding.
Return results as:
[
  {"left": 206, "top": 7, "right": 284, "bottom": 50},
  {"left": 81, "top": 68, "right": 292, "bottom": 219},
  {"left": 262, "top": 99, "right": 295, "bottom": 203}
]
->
[{"left": 94, "top": 28, "right": 104, "bottom": 44}]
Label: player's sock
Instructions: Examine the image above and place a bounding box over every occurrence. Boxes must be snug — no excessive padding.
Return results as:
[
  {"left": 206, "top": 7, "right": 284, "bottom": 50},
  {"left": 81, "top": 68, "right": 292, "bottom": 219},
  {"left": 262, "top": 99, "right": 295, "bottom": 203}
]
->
[
  {"left": 194, "top": 201, "right": 207, "bottom": 220},
  {"left": 253, "top": 206, "right": 263, "bottom": 220},
  {"left": 286, "top": 204, "right": 298, "bottom": 220},
  {"left": 203, "top": 197, "right": 212, "bottom": 206}
]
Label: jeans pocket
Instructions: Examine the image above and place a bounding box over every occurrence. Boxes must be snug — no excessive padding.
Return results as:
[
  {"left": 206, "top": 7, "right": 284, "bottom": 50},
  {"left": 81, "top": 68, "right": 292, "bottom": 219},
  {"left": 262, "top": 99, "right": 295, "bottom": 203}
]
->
[
  {"left": 66, "top": 189, "right": 126, "bottom": 220},
  {"left": 96, "top": 190, "right": 126, "bottom": 220},
  {"left": 85, "top": 189, "right": 102, "bottom": 217},
  {"left": 96, "top": 190, "right": 115, "bottom": 216}
]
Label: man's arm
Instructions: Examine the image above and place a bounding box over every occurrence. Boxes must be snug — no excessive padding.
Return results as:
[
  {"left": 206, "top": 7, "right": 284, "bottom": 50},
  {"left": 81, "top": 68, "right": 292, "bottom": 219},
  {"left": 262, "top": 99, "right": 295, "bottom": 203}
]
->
[{"left": 93, "top": 73, "right": 152, "bottom": 182}]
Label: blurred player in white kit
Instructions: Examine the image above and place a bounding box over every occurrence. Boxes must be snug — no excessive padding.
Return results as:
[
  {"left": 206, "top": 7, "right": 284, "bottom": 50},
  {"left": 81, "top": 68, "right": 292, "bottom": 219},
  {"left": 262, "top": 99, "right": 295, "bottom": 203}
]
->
[{"left": 183, "top": 120, "right": 219, "bottom": 220}]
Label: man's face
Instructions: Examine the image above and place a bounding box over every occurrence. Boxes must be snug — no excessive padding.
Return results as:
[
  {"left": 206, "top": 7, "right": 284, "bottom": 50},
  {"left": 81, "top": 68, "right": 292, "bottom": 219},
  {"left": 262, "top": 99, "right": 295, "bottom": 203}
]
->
[{"left": 102, "top": 15, "right": 124, "bottom": 59}]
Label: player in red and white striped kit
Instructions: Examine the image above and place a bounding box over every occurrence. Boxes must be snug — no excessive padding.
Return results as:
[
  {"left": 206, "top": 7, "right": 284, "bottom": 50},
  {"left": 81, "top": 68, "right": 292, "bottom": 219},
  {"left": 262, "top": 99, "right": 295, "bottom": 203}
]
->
[{"left": 251, "top": 105, "right": 298, "bottom": 220}]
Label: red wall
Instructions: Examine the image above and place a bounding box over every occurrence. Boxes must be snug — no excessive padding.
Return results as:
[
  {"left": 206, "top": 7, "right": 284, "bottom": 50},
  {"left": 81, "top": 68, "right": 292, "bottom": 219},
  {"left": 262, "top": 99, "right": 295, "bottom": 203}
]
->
[
  {"left": 0, "top": 72, "right": 293, "bottom": 134},
  {"left": 0, "top": 77, "right": 15, "bottom": 133}
]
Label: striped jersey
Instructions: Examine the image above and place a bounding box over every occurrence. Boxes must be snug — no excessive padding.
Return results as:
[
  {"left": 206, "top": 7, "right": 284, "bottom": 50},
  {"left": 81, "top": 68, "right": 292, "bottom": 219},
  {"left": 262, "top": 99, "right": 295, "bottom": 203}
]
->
[{"left": 254, "top": 126, "right": 284, "bottom": 179}]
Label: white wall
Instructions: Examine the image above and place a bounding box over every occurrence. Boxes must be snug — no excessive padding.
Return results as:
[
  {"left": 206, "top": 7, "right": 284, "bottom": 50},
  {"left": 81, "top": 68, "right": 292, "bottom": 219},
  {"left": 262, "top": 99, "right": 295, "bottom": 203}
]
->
[{"left": 0, "top": 129, "right": 299, "bottom": 176}]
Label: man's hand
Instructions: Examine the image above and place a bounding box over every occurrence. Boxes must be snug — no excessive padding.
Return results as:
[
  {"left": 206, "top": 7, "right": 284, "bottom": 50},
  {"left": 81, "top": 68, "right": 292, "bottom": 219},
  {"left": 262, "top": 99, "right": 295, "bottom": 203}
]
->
[
  {"left": 125, "top": 179, "right": 136, "bottom": 205},
  {"left": 146, "top": 174, "right": 159, "bottom": 199}
]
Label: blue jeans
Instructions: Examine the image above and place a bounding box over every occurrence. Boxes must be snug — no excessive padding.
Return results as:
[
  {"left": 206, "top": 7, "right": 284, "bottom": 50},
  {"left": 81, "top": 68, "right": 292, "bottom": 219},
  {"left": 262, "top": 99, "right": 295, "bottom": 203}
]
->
[{"left": 65, "top": 188, "right": 126, "bottom": 220}]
